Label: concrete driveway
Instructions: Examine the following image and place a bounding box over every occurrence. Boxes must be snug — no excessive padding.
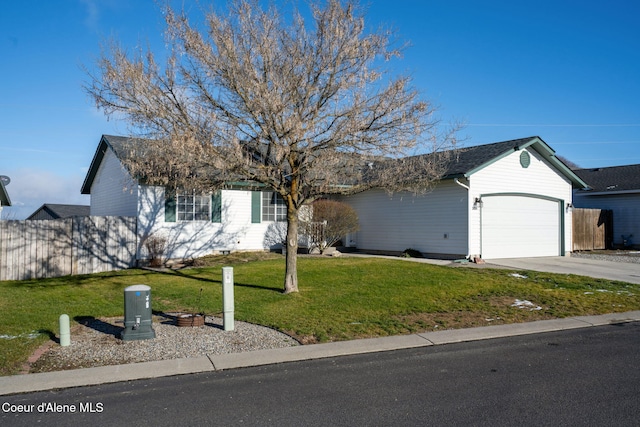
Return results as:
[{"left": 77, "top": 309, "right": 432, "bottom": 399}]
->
[{"left": 486, "top": 256, "right": 640, "bottom": 285}]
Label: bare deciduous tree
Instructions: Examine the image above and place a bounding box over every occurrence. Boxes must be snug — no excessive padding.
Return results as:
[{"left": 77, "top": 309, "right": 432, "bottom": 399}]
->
[
  {"left": 84, "top": 0, "right": 458, "bottom": 293},
  {"left": 303, "top": 199, "right": 359, "bottom": 254},
  {"left": 556, "top": 155, "right": 580, "bottom": 170}
]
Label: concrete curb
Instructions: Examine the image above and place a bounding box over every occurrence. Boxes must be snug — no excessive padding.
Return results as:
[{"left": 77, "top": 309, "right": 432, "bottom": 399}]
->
[
  {"left": 209, "top": 334, "right": 432, "bottom": 371},
  {"left": 1, "top": 310, "right": 639, "bottom": 396}
]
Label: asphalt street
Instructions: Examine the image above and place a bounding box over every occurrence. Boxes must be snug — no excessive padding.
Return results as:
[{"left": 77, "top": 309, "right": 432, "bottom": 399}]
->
[{"left": 2, "top": 322, "right": 639, "bottom": 426}]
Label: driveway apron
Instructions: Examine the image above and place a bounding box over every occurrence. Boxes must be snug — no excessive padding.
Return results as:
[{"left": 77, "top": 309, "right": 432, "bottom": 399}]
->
[{"left": 487, "top": 256, "right": 640, "bottom": 285}]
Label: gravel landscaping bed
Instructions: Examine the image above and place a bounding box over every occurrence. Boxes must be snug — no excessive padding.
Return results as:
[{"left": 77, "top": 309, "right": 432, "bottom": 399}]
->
[
  {"left": 29, "top": 314, "right": 299, "bottom": 373},
  {"left": 572, "top": 250, "right": 640, "bottom": 264}
]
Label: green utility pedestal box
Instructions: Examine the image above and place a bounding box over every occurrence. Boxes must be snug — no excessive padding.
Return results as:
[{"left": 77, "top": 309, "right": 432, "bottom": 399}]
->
[{"left": 121, "top": 284, "right": 156, "bottom": 341}]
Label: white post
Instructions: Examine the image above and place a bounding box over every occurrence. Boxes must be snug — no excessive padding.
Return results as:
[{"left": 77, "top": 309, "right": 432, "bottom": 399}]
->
[
  {"left": 59, "top": 314, "right": 70, "bottom": 347},
  {"left": 222, "top": 266, "right": 234, "bottom": 331}
]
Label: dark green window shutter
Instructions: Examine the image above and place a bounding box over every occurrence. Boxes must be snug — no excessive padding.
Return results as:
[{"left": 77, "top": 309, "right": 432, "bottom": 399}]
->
[
  {"left": 251, "top": 191, "right": 261, "bottom": 223},
  {"left": 211, "top": 191, "right": 222, "bottom": 223},
  {"left": 165, "top": 193, "right": 176, "bottom": 222}
]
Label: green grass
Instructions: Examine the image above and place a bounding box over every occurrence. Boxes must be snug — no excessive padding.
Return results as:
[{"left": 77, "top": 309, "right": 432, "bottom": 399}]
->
[{"left": 2, "top": 254, "right": 639, "bottom": 375}]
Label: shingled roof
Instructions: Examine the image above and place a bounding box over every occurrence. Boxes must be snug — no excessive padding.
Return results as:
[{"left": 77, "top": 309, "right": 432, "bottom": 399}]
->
[
  {"left": 27, "top": 204, "right": 90, "bottom": 220},
  {"left": 573, "top": 164, "right": 640, "bottom": 193},
  {"left": 83, "top": 135, "right": 588, "bottom": 193},
  {"left": 441, "top": 136, "right": 540, "bottom": 177}
]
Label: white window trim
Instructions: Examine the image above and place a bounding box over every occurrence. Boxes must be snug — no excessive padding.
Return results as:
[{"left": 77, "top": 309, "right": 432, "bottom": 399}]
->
[
  {"left": 262, "top": 191, "right": 287, "bottom": 222},
  {"left": 177, "top": 192, "right": 211, "bottom": 222}
]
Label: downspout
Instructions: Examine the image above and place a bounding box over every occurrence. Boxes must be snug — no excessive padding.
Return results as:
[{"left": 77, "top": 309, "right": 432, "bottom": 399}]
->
[
  {"left": 453, "top": 178, "right": 470, "bottom": 191},
  {"left": 453, "top": 178, "right": 472, "bottom": 260}
]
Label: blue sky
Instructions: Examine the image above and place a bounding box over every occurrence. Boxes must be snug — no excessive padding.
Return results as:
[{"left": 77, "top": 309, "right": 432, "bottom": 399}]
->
[{"left": 2, "top": 0, "right": 639, "bottom": 219}]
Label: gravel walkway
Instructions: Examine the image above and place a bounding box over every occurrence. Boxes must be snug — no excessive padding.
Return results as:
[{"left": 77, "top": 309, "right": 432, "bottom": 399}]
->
[{"left": 29, "top": 314, "right": 299, "bottom": 373}]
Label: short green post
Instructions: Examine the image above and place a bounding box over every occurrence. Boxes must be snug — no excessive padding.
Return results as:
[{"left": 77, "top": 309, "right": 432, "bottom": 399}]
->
[{"left": 59, "top": 314, "right": 70, "bottom": 347}]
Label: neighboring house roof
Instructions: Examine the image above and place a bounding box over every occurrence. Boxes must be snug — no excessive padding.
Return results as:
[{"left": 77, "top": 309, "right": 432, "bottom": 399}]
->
[
  {"left": 0, "top": 180, "right": 10, "bottom": 206},
  {"left": 82, "top": 134, "right": 589, "bottom": 194},
  {"left": 573, "top": 164, "right": 640, "bottom": 195},
  {"left": 27, "top": 204, "right": 90, "bottom": 220},
  {"left": 439, "top": 136, "right": 588, "bottom": 188}
]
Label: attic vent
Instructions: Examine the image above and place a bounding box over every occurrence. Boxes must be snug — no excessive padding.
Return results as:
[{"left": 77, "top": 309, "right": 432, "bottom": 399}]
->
[{"left": 519, "top": 151, "right": 531, "bottom": 168}]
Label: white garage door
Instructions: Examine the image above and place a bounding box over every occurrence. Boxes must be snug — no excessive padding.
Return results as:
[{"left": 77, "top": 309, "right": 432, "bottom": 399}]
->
[{"left": 481, "top": 195, "right": 561, "bottom": 259}]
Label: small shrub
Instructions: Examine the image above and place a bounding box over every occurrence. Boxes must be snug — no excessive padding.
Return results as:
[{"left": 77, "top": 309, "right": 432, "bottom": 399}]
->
[
  {"left": 303, "top": 199, "right": 359, "bottom": 254},
  {"left": 144, "top": 234, "right": 168, "bottom": 267}
]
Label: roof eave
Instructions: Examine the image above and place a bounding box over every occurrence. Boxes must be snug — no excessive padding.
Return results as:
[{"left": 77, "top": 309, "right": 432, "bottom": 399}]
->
[
  {"left": 575, "top": 189, "right": 640, "bottom": 196},
  {"left": 0, "top": 180, "right": 11, "bottom": 206},
  {"left": 81, "top": 135, "right": 112, "bottom": 195},
  {"left": 524, "top": 137, "right": 589, "bottom": 188},
  {"left": 442, "top": 172, "right": 469, "bottom": 180}
]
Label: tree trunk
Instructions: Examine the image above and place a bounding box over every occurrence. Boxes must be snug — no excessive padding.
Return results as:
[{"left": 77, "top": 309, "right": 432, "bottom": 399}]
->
[{"left": 284, "top": 206, "right": 299, "bottom": 293}]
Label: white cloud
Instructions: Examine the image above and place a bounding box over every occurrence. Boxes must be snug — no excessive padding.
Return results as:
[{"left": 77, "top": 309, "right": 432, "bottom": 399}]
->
[
  {"left": 1, "top": 168, "right": 89, "bottom": 220},
  {"left": 80, "top": 0, "right": 101, "bottom": 32}
]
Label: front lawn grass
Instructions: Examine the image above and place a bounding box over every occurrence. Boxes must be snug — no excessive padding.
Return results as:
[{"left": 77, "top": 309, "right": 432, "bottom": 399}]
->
[{"left": 1, "top": 254, "right": 639, "bottom": 376}]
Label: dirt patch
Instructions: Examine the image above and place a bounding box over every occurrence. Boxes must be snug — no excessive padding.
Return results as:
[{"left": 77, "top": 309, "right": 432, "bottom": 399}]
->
[
  {"left": 393, "top": 295, "right": 558, "bottom": 333},
  {"left": 20, "top": 341, "right": 56, "bottom": 374},
  {"left": 394, "top": 311, "right": 507, "bottom": 331},
  {"left": 190, "top": 251, "right": 283, "bottom": 267},
  {"left": 288, "top": 334, "right": 320, "bottom": 345}
]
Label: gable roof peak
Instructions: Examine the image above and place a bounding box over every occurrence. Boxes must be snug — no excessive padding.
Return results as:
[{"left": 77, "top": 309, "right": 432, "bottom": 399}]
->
[
  {"left": 439, "top": 136, "right": 586, "bottom": 188},
  {"left": 441, "top": 136, "right": 540, "bottom": 177}
]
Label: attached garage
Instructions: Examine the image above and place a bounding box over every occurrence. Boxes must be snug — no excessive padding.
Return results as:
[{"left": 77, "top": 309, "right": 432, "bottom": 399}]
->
[
  {"left": 480, "top": 194, "right": 563, "bottom": 259},
  {"left": 342, "top": 137, "right": 588, "bottom": 260}
]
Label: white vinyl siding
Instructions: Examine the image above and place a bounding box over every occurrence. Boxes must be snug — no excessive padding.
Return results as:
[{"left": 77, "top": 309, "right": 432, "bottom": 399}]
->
[
  {"left": 137, "top": 187, "right": 278, "bottom": 260},
  {"left": 341, "top": 180, "right": 468, "bottom": 257},
  {"left": 89, "top": 149, "right": 138, "bottom": 216}
]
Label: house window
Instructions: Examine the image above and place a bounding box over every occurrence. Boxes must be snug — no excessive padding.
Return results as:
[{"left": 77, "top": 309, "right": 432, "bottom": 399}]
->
[
  {"left": 166, "top": 191, "right": 221, "bottom": 223},
  {"left": 262, "top": 192, "right": 287, "bottom": 222},
  {"left": 178, "top": 193, "right": 211, "bottom": 221}
]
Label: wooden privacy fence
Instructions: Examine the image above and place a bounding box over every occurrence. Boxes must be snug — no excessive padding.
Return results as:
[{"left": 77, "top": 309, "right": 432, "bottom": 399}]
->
[
  {"left": 0, "top": 216, "right": 137, "bottom": 281},
  {"left": 572, "top": 208, "right": 613, "bottom": 251}
]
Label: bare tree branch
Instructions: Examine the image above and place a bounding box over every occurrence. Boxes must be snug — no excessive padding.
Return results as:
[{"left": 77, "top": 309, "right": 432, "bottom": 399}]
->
[{"left": 83, "top": 0, "right": 461, "bottom": 293}]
